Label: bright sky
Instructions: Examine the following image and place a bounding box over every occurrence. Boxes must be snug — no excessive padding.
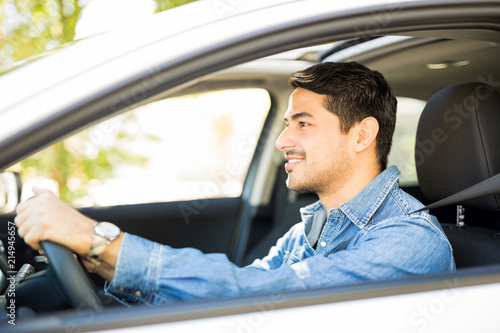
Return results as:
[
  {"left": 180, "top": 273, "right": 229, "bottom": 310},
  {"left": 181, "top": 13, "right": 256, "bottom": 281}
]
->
[{"left": 75, "top": 0, "right": 156, "bottom": 39}]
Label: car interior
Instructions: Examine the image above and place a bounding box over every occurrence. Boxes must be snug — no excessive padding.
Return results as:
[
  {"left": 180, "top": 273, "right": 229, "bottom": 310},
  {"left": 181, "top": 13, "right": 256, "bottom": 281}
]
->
[
  {"left": 241, "top": 32, "right": 500, "bottom": 268},
  {"left": 1, "top": 21, "right": 500, "bottom": 322}
]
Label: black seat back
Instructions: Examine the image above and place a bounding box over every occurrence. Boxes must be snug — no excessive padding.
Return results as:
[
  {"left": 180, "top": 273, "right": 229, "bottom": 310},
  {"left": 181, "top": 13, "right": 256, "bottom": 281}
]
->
[{"left": 415, "top": 82, "right": 500, "bottom": 268}]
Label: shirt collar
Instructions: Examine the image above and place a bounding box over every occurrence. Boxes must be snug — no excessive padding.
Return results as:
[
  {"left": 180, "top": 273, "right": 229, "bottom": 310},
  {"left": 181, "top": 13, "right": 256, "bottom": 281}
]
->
[{"left": 301, "top": 165, "right": 401, "bottom": 229}]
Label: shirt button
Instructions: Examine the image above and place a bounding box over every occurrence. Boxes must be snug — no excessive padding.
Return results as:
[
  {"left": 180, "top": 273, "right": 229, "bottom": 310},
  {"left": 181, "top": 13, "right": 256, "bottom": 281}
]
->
[
  {"left": 134, "top": 291, "right": 142, "bottom": 298},
  {"left": 320, "top": 241, "right": 327, "bottom": 247}
]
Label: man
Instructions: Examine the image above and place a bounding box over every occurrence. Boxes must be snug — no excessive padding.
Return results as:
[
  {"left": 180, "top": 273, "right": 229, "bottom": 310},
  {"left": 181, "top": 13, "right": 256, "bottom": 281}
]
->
[{"left": 15, "top": 62, "right": 455, "bottom": 305}]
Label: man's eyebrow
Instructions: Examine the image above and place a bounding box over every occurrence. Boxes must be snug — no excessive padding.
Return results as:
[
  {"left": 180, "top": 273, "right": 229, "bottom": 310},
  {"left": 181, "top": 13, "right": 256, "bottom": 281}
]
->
[{"left": 284, "top": 111, "right": 314, "bottom": 122}]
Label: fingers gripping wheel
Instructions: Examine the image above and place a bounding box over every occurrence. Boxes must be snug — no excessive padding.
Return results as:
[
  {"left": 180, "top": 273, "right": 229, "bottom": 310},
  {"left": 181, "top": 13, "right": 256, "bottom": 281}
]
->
[{"left": 41, "top": 241, "right": 103, "bottom": 311}]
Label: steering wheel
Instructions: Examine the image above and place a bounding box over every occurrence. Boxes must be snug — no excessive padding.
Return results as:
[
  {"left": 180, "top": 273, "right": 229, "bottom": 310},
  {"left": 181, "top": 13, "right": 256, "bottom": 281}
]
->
[{"left": 41, "top": 241, "right": 103, "bottom": 311}]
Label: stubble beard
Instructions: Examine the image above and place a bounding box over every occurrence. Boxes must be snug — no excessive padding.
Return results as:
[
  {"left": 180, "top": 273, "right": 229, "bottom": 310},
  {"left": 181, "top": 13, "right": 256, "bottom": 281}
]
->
[{"left": 285, "top": 147, "right": 353, "bottom": 196}]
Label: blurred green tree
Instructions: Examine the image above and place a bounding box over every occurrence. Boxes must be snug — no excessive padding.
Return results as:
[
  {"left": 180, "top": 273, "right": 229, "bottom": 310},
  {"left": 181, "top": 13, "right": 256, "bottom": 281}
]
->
[
  {"left": 1, "top": 0, "right": 194, "bottom": 204},
  {"left": 0, "top": 0, "right": 197, "bottom": 67},
  {"left": 0, "top": 0, "right": 82, "bottom": 68},
  {"left": 154, "top": 0, "right": 197, "bottom": 13}
]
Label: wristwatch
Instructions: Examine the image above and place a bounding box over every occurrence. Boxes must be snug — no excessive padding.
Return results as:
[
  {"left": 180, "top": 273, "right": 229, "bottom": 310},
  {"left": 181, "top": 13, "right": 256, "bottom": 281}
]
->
[{"left": 87, "top": 221, "right": 121, "bottom": 264}]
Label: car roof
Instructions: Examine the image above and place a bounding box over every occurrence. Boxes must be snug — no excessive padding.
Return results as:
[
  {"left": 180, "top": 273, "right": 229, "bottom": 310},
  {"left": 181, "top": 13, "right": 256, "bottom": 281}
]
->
[{"left": 324, "top": 33, "right": 500, "bottom": 100}]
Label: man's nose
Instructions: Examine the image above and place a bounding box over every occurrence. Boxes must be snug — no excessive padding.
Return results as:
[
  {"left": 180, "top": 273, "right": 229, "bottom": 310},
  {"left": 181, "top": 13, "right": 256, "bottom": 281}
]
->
[{"left": 276, "top": 127, "right": 295, "bottom": 151}]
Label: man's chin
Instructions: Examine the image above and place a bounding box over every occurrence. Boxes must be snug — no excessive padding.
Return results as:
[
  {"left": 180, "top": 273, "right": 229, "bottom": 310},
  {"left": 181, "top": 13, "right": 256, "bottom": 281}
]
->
[{"left": 286, "top": 178, "right": 310, "bottom": 193}]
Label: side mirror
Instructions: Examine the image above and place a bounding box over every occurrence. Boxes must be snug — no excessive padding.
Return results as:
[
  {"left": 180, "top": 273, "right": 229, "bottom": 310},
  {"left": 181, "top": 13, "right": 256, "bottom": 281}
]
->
[{"left": 0, "top": 172, "right": 22, "bottom": 214}]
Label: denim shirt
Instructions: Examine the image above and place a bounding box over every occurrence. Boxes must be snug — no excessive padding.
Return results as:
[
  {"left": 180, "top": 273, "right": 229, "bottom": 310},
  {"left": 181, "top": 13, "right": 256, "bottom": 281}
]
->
[{"left": 106, "top": 166, "right": 456, "bottom": 305}]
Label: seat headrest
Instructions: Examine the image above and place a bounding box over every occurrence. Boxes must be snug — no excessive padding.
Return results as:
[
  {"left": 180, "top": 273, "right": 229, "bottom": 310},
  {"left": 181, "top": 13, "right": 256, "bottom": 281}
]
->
[{"left": 415, "top": 82, "right": 500, "bottom": 210}]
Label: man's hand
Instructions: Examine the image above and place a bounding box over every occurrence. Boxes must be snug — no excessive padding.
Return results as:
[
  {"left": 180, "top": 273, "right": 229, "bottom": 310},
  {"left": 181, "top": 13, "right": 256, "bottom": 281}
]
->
[{"left": 15, "top": 186, "right": 95, "bottom": 257}]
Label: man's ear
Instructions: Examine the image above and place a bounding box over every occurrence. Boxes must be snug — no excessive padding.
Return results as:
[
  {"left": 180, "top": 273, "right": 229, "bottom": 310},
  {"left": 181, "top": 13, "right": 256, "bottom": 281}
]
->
[{"left": 354, "top": 117, "right": 379, "bottom": 153}]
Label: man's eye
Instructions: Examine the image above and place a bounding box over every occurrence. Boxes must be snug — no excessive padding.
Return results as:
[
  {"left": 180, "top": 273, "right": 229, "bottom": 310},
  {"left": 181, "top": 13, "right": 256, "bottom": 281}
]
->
[{"left": 300, "top": 122, "right": 309, "bottom": 127}]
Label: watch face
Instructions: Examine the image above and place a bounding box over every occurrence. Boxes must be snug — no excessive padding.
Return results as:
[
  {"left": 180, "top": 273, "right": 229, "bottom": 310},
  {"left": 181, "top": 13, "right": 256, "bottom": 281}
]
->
[{"left": 97, "top": 222, "right": 121, "bottom": 238}]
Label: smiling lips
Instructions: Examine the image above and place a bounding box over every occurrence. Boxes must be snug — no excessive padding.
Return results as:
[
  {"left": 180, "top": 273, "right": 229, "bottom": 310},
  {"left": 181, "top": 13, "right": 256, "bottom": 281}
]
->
[{"left": 285, "top": 154, "right": 304, "bottom": 171}]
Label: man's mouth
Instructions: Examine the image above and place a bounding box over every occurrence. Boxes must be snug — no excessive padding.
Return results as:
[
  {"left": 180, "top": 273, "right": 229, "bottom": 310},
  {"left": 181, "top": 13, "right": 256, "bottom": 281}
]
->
[{"left": 285, "top": 153, "right": 305, "bottom": 170}]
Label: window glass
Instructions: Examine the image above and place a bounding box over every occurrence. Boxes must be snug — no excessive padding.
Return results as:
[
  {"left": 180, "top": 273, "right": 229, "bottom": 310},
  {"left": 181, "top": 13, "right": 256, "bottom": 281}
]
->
[
  {"left": 10, "top": 89, "right": 271, "bottom": 207},
  {"left": 388, "top": 97, "right": 427, "bottom": 186}
]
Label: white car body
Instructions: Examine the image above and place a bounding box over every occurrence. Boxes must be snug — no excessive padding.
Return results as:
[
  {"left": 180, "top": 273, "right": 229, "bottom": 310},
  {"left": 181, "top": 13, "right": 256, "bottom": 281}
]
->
[{"left": 1, "top": 0, "right": 500, "bottom": 332}]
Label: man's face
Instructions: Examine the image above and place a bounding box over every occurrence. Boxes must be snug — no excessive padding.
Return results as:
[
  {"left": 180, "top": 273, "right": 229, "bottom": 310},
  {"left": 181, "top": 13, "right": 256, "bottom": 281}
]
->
[{"left": 276, "top": 87, "right": 353, "bottom": 196}]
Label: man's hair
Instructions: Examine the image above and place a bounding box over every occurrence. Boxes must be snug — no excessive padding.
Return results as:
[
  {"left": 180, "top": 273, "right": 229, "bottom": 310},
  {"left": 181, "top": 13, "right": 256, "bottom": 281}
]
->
[{"left": 289, "top": 61, "right": 397, "bottom": 170}]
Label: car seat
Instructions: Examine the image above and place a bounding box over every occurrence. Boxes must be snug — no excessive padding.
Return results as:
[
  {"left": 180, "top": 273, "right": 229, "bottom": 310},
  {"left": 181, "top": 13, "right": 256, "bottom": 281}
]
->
[{"left": 415, "top": 82, "right": 500, "bottom": 268}]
